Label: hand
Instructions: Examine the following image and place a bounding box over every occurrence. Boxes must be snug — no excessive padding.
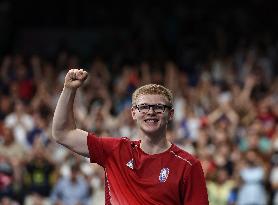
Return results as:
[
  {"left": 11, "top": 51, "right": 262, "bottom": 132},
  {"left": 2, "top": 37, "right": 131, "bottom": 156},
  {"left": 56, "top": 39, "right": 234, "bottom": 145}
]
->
[{"left": 64, "top": 69, "right": 88, "bottom": 89}]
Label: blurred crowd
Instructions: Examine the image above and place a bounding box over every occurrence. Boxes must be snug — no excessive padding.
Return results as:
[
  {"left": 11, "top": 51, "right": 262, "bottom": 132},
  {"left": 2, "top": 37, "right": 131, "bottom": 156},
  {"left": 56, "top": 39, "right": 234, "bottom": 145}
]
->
[{"left": 0, "top": 40, "right": 277, "bottom": 205}]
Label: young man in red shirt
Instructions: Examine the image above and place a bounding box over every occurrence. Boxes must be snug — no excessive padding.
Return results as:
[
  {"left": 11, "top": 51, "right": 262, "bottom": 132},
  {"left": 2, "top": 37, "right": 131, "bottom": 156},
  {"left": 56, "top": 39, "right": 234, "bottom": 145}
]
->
[{"left": 52, "top": 69, "right": 209, "bottom": 205}]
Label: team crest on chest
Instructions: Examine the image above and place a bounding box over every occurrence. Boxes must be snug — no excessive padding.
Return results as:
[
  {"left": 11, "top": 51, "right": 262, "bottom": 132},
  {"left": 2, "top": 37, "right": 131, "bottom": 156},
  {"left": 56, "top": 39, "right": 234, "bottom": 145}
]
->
[
  {"left": 126, "top": 159, "right": 134, "bottom": 170},
  {"left": 159, "top": 168, "right": 170, "bottom": 182}
]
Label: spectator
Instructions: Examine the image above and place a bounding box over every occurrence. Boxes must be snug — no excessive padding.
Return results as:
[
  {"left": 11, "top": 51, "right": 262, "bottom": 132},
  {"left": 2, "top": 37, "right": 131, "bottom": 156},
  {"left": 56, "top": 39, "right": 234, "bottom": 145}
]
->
[
  {"left": 26, "top": 104, "right": 52, "bottom": 148},
  {"left": 0, "top": 126, "right": 25, "bottom": 161},
  {"left": 23, "top": 142, "right": 55, "bottom": 204},
  {"left": 236, "top": 149, "right": 268, "bottom": 205},
  {"left": 50, "top": 163, "right": 91, "bottom": 205},
  {"left": 4, "top": 100, "right": 34, "bottom": 149},
  {"left": 270, "top": 151, "right": 278, "bottom": 204},
  {"left": 207, "top": 166, "right": 235, "bottom": 205},
  {"left": 0, "top": 156, "right": 19, "bottom": 204}
]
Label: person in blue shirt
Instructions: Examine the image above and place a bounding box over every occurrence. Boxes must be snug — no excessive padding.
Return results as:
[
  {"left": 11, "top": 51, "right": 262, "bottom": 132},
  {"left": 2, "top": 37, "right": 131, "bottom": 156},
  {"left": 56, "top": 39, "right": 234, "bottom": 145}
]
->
[{"left": 50, "top": 164, "right": 91, "bottom": 205}]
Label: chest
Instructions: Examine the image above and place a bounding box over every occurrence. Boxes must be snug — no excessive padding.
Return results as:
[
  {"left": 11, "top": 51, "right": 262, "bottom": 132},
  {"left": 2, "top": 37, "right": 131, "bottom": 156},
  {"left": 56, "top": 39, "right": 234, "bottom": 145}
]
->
[{"left": 106, "top": 145, "right": 185, "bottom": 194}]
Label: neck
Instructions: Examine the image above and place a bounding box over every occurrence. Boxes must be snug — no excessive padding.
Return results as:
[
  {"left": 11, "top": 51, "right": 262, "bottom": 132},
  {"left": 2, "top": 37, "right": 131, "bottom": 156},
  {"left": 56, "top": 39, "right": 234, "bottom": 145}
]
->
[{"left": 138, "top": 130, "right": 171, "bottom": 155}]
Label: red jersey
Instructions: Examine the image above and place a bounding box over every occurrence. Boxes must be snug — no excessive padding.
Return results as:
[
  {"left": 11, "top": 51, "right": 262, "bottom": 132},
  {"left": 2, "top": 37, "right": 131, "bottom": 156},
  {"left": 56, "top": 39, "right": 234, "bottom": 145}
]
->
[{"left": 87, "top": 133, "right": 209, "bottom": 205}]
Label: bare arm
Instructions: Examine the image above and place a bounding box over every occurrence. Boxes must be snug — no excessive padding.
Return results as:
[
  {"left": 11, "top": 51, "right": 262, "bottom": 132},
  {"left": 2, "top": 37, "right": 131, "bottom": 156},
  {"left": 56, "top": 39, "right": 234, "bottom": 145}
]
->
[{"left": 52, "top": 69, "right": 89, "bottom": 157}]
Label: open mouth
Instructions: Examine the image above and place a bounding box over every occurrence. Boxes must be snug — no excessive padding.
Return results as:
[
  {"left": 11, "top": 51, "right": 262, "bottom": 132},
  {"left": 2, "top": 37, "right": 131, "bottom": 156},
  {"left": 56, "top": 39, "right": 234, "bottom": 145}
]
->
[{"left": 144, "top": 119, "right": 159, "bottom": 123}]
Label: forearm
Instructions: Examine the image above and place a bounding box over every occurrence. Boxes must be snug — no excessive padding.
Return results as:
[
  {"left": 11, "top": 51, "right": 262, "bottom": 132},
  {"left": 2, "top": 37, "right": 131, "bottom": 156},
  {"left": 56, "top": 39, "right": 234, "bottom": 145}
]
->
[
  {"left": 52, "top": 87, "right": 77, "bottom": 140},
  {"left": 229, "top": 112, "right": 239, "bottom": 125},
  {"left": 207, "top": 108, "right": 223, "bottom": 124}
]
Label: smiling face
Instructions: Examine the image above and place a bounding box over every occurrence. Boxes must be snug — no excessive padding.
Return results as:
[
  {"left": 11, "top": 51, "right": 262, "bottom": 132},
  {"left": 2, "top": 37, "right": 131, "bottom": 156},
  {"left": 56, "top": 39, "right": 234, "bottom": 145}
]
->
[{"left": 131, "top": 94, "right": 174, "bottom": 137}]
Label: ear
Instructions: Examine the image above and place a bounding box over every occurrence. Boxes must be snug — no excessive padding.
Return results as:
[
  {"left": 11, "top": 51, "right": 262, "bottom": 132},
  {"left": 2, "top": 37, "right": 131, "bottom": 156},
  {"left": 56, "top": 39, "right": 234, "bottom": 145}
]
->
[
  {"left": 131, "top": 107, "right": 137, "bottom": 120},
  {"left": 168, "top": 108, "right": 174, "bottom": 121}
]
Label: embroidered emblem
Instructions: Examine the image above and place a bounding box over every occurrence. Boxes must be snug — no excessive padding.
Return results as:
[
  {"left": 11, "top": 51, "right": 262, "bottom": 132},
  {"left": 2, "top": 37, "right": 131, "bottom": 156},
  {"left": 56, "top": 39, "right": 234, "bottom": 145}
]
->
[
  {"left": 126, "top": 159, "right": 134, "bottom": 170},
  {"left": 159, "top": 168, "right": 170, "bottom": 182}
]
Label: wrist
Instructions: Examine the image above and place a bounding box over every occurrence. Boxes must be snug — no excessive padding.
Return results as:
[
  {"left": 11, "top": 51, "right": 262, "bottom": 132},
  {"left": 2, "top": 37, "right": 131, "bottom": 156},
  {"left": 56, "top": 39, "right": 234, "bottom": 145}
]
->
[{"left": 63, "top": 86, "right": 78, "bottom": 93}]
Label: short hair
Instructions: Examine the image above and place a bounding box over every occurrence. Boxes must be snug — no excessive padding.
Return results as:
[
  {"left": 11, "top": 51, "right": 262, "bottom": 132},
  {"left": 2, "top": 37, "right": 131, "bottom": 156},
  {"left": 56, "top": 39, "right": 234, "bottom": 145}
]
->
[{"left": 132, "top": 84, "right": 173, "bottom": 106}]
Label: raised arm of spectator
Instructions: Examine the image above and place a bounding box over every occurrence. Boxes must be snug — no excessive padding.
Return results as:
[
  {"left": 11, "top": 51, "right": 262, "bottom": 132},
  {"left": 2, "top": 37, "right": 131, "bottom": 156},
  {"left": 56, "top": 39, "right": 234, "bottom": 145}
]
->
[
  {"left": 237, "top": 74, "right": 256, "bottom": 109},
  {"left": 207, "top": 107, "right": 223, "bottom": 125},
  {"left": 221, "top": 101, "right": 239, "bottom": 137},
  {"left": 52, "top": 69, "right": 89, "bottom": 157}
]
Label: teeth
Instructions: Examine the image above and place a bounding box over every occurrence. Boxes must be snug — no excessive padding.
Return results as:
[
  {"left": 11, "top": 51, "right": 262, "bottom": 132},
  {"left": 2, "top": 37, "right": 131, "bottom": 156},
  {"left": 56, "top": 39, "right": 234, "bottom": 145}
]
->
[{"left": 145, "top": 119, "right": 157, "bottom": 122}]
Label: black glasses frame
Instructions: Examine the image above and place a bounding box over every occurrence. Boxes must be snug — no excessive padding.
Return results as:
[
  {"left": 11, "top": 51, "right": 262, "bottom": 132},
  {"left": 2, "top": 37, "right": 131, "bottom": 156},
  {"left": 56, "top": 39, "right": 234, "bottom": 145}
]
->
[{"left": 134, "top": 103, "right": 172, "bottom": 113}]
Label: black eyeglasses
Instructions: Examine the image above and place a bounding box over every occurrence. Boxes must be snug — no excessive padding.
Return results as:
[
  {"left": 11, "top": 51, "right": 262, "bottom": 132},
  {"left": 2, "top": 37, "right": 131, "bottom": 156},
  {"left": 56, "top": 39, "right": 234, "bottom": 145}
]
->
[{"left": 134, "top": 103, "right": 172, "bottom": 114}]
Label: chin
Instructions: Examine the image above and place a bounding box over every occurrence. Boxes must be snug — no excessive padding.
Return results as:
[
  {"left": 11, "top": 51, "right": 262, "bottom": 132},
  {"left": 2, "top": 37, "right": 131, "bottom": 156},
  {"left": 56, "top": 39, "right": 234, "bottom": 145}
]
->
[{"left": 141, "top": 126, "right": 161, "bottom": 135}]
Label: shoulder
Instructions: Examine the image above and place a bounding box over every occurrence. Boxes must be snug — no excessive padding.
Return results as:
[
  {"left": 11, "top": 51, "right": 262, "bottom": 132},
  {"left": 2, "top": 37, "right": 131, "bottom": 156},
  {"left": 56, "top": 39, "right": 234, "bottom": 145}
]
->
[
  {"left": 56, "top": 176, "right": 68, "bottom": 187},
  {"left": 170, "top": 144, "right": 199, "bottom": 167},
  {"left": 121, "top": 137, "right": 139, "bottom": 144},
  {"left": 87, "top": 132, "right": 135, "bottom": 147},
  {"left": 117, "top": 137, "right": 141, "bottom": 150}
]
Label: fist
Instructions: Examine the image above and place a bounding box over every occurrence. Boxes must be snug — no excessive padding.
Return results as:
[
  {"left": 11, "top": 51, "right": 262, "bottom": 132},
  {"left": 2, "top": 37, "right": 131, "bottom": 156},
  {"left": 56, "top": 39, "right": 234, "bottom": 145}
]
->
[{"left": 64, "top": 69, "right": 88, "bottom": 89}]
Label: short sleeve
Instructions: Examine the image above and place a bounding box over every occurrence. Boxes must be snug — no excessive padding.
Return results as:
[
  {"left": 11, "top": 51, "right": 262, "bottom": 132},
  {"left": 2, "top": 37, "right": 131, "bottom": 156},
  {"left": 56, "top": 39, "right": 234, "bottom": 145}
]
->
[
  {"left": 183, "top": 160, "right": 209, "bottom": 205},
  {"left": 87, "top": 133, "right": 121, "bottom": 167}
]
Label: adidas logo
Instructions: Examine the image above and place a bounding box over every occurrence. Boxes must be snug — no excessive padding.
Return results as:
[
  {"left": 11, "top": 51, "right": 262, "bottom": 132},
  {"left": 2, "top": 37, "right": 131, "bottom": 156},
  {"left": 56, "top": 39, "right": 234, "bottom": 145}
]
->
[{"left": 126, "top": 159, "right": 134, "bottom": 170}]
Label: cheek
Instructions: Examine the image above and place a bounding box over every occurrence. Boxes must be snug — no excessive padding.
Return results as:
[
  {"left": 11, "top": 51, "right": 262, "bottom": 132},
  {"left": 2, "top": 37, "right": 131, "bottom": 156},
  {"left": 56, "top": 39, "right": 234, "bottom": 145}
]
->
[{"left": 132, "top": 112, "right": 142, "bottom": 121}]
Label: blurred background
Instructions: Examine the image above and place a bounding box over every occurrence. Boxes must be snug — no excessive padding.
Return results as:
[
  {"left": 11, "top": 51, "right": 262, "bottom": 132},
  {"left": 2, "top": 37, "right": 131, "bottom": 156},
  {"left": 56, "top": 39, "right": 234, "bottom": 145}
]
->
[{"left": 0, "top": 0, "right": 277, "bottom": 204}]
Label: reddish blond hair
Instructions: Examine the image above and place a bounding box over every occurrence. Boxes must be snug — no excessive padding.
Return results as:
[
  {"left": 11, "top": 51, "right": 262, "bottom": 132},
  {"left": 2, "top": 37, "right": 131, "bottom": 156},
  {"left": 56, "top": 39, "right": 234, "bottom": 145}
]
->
[{"left": 132, "top": 84, "right": 173, "bottom": 106}]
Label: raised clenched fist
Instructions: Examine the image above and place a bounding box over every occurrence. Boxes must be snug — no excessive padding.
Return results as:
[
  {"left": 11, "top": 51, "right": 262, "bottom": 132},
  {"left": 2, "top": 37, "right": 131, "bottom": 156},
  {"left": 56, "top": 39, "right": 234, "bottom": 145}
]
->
[{"left": 64, "top": 69, "right": 88, "bottom": 89}]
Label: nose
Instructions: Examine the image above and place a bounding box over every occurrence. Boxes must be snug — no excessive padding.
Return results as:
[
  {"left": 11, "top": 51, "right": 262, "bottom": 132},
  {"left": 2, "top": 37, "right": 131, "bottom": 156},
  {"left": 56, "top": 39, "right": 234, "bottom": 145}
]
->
[{"left": 147, "top": 106, "right": 156, "bottom": 114}]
